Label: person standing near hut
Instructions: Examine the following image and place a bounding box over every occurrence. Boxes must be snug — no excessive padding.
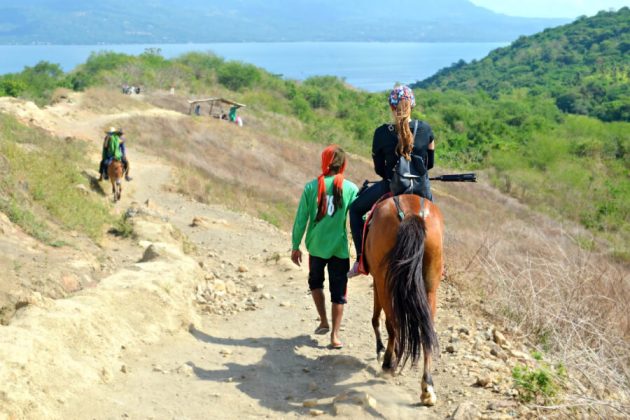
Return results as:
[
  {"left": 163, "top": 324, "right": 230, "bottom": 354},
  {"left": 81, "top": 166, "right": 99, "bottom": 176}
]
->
[{"left": 229, "top": 105, "right": 238, "bottom": 122}]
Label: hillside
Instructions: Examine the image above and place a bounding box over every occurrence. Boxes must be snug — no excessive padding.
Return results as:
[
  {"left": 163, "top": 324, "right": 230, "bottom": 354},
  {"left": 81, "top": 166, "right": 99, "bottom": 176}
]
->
[
  {"left": 414, "top": 8, "right": 630, "bottom": 122},
  {"left": 0, "top": 0, "right": 567, "bottom": 44},
  {"left": 0, "top": 88, "right": 627, "bottom": 418},
  {"left": 1, "top": 48, "right": 628, "bottom": 259}
]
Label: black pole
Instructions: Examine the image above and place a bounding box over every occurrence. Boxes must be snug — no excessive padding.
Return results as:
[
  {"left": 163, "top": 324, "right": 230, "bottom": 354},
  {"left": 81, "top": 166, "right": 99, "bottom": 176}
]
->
[{"left": 429, "top": 173, "right": 477, "bottom": 182}]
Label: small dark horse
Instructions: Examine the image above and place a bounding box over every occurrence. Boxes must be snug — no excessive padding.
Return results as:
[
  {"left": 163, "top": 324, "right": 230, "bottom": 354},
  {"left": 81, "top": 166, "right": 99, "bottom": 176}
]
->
[
  {"left": 107, "top": 159, "right": 124, "bottom": 201},
  {"left": 364, "top": 194, "right": 444, "bottom": 406}
]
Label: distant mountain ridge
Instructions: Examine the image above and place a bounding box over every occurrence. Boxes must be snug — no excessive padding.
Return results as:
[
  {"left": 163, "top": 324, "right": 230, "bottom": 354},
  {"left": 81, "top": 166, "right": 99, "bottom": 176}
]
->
[
  {"left": 0, "top": 0, "right": 567, "bottom": 44},
  {"left": 413, "top": 8, "right": 630, "bottom": 122}
]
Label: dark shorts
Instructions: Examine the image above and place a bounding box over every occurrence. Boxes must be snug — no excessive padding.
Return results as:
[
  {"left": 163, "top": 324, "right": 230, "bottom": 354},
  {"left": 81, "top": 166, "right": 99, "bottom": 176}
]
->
[{"left": 308, "top": 255, "right": 349, "bottom": 305}]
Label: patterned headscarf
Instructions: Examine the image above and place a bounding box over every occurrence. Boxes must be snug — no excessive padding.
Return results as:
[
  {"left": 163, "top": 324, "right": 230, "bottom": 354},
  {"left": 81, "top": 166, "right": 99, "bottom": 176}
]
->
[{"left": 389, "top": 85, "right": 416, "bottom": 110}]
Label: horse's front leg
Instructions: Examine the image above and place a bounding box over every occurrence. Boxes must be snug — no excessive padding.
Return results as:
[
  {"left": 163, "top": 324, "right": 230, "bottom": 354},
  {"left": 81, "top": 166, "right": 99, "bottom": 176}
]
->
[{"left": 372, "top": 281, "right": 385, "bottom": 361}]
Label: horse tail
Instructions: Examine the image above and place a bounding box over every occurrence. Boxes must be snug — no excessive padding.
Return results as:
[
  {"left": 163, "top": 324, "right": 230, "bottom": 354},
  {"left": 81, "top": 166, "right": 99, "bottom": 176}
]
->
[{"left": 386, "top": 214, "right": 438, "bottom": 369}]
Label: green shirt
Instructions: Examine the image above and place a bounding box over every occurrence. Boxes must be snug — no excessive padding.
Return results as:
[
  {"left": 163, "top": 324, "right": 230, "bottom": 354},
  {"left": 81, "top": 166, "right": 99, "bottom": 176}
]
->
[
  {"left": 106, "top": 134, "right": 123, "bottom": 161},
  {"left": 292, "top": 176, "right": 359, "bottom": 259}
]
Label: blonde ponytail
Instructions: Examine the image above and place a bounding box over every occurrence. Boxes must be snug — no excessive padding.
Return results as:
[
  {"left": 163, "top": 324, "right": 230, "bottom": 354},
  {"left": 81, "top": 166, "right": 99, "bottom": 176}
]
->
[{"left": 394, "top": 99, "right": 413, "bottom": 160}]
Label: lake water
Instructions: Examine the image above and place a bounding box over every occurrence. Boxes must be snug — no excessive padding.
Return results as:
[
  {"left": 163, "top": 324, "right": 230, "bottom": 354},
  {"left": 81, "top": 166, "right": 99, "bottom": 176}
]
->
[{"left": 0, "top": 42, "right": 506, "bottom": 91}]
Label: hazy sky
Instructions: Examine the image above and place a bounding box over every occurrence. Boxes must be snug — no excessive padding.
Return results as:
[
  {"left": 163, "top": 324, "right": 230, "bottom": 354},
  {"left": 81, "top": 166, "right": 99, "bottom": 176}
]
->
[{"left": 470, "top": 0, "right": 629, "bottom": 18}]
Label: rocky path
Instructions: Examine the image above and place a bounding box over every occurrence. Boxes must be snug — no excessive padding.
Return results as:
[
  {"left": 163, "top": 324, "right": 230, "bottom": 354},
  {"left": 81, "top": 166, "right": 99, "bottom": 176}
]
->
[{"left": 0, "top": 95, "right": 536, "bottom": 419}]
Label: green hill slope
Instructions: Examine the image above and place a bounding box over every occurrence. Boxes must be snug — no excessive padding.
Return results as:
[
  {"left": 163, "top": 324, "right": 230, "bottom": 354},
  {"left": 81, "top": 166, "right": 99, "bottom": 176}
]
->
[{"left": 414, "top": 8, "right": 630, "bottom": 122}]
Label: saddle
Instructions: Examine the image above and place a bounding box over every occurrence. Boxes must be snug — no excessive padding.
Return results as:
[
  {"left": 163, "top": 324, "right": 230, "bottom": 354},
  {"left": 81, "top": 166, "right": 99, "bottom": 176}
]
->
[{"left": 358, "top": 194, "right": 429, "bottom": 275}]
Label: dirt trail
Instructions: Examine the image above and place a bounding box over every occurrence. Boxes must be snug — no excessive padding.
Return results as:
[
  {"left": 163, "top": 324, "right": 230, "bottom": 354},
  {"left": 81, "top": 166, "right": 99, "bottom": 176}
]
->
[
  {"left": 0, "top": 94, "right": 535, "bottom": 419},
  {"left": 63, "top": 160, "right": 525, "bottom": 420}
]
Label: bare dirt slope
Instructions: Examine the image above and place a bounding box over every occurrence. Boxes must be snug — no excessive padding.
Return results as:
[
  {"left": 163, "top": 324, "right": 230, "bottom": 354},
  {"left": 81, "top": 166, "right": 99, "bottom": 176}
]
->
[{"left": 0, "top": 93, "right": 547, "bottom": 419}]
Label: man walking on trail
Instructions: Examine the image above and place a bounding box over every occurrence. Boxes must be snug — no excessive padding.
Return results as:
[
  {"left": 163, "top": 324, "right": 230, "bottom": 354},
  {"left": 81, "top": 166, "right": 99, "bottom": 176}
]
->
[
  {"left": 291, "top": 145, "right": 358, "bottom": 349},
  {"left": 98, "top": 127, "right": 132, "bottom": 182}
]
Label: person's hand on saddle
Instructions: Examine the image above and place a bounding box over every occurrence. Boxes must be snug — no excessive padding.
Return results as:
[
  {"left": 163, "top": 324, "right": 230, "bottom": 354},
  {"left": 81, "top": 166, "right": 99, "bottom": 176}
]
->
[{"left": 291, "top": 249, "right": 302, "bottom": 267}]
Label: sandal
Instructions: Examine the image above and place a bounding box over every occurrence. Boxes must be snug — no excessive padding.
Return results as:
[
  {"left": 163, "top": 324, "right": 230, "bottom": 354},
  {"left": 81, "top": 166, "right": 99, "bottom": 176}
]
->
[{"left": 314, "top": 326, "right": 330, "bottom": 335}]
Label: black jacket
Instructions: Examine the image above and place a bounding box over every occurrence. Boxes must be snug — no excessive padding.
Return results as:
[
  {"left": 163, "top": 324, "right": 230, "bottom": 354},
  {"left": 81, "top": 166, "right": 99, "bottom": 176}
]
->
[{"left": 372, "top": 120, "right": 435, "bottom": 180}]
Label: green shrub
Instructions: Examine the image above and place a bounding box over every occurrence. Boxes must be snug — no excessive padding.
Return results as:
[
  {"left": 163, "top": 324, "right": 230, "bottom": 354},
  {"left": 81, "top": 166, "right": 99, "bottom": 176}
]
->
[
  {"left": 0, "top": 78, "right": 27, "bottom": 97},
  {"left": 217, "top": 61, "right": 262, "bottom": 91},
  {"left": 303, "top": 86, "right": 331, "bottom": 109},
  {"left": 109, "top": 215, "right": 134, "bottom": 238},
  {"left": 512, "top": 360, "right": 566, "bottom": 405}
]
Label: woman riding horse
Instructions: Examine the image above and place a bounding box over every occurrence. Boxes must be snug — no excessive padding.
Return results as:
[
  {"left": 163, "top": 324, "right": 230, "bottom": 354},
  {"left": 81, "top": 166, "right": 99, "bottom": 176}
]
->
[
  {"left": 98, "top": 127, "right": 132, "bottom": 182},
  {"left": 354, "top": 85, "right": 444, "bottom": 405},
  {"left": 348, "top": 85, "right": 435, "bottom": 277}
]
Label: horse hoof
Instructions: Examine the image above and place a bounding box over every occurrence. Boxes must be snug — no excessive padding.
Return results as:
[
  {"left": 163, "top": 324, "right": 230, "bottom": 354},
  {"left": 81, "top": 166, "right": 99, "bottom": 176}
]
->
[{"left": 420, "top": 386, "right": 437, "bottom": 406}]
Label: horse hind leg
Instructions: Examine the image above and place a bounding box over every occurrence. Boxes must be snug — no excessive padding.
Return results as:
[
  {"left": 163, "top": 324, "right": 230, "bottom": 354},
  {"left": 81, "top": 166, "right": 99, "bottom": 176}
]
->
[
  {"left": 372, "top": 283, "right": 385, "bottom": 361},
  {"left": 420, "top": 352, "right": 437, "bottom": 406},
  {"left": 382, "top": 318, "right": 398, "bottom": 373},
  {"left": 420, "top": 290, "right": 440, "bottom": 405},
  {"left": 115, "top": 180, "right": 122, "bottom": 201}
]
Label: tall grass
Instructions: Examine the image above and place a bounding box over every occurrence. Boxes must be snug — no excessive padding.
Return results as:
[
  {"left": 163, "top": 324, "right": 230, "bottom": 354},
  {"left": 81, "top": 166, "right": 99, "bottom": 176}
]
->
[{"left": 451, "top": 217, "right": 630, "bottom": 416}]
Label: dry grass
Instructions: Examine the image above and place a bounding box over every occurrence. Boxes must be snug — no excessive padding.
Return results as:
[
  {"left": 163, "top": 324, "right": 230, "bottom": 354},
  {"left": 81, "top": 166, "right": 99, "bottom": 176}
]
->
[
  {"left": 439, "top": 180, "right": 630, "bottom": 417},
  {"left": 49, "top": 88, "right": 74, "bottom": 105},
  {"left": 481, "top": 233, "right": 628, "bottom": 412},
  {"left": 80, "top": 88, "right": 151, "bottom": 113},
  {"left": 117, "top": 112, "right": 372, "bottom": 230},
  {"left": 143, "top": 91, "right": 190, "bottom": 114}
]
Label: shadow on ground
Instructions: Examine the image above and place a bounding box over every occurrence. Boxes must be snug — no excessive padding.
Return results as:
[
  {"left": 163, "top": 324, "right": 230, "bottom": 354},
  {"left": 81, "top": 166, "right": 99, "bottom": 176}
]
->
[
  {"left": 82, "top": 170, "right": 107, "bottom": 196},
  {"left": 188, "top": 325, "right": 386, "bottom": 416}
]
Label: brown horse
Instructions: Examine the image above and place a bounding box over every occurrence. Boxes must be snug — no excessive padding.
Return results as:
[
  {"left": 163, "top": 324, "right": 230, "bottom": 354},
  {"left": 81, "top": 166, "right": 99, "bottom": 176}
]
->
[
  {"left": 107, "top": 159, "right": 124, "bottom": 201},
  {"left": 364, "top": 194, "right": 444, "bottom": 406}
]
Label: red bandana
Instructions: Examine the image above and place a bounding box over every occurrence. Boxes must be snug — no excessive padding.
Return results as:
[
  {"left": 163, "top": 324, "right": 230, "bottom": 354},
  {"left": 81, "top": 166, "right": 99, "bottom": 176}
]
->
[{"left": 317, "top": 145, "right": 346, "bottom": 221}]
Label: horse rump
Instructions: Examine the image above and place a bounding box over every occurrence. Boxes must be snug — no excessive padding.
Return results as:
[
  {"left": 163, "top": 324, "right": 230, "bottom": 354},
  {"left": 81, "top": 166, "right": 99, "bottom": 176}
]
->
[
  {"left": 385, "top": 214, "right": 438, "bottom": 368},
  {"left": 107, "top": 160, "right": 123, "bottom": 180}
]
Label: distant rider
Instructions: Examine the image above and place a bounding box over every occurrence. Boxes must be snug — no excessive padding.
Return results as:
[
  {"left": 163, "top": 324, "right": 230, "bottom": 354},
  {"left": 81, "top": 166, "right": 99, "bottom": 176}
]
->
[{"left": 98, "top": 127, "right": 132, "bottom": 182}]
